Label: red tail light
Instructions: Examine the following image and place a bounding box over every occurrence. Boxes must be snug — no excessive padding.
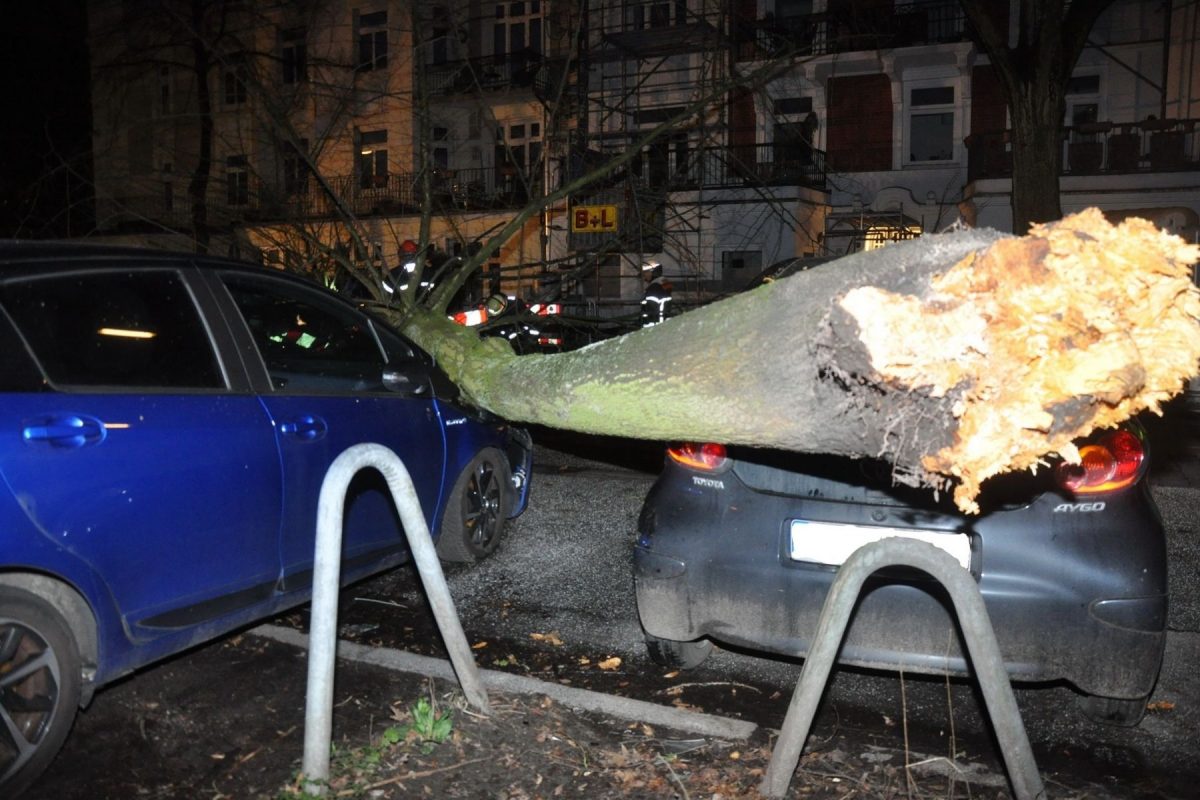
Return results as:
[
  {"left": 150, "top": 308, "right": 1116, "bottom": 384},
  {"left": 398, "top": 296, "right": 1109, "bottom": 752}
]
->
[
  {"left": 1054, "top": 428, "right": 1145, "bottom": 494},
  {"left": 668, "top": 442, "right": 728, "bottom": 471}
]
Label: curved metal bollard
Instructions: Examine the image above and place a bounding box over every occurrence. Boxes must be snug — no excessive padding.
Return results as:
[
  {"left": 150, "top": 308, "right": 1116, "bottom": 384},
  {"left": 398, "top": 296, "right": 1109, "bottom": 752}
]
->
[
  {"left": 760, "top": 538, "right": 1046, "bottom": 800},
  {"left": 302, "top": 444, "right": 489, "bottom": 795}
]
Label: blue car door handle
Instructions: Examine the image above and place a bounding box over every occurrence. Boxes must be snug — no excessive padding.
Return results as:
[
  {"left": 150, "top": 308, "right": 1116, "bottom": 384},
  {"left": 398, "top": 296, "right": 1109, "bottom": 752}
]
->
[
  {"left": 22, "top": 414, "right": 108, "bottom": 448},
  {"left": 279, "top": 415, "right": 328, "bottom": 441}
]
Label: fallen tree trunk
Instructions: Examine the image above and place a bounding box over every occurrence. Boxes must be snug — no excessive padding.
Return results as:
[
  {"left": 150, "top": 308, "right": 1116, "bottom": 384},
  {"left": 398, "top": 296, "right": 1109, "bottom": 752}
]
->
[{"left": 401, "top": 210, "right": 1200, "bottom": 513}]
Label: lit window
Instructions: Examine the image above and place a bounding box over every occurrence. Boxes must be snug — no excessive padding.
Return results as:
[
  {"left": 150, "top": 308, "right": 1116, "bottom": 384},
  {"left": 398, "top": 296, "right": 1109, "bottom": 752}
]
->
[
  {"left": 358, "top": 130, "right": 388, "bottom": 189},
  {"left": 864, "top": 224, "right": 922, "bottom": 250}
]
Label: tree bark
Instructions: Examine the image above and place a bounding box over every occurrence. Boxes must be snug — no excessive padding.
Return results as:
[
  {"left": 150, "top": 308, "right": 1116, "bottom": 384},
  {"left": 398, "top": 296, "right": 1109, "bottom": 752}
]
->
[
  {"left": 400, "top": 211, "right": 1200, "bottom": 514},
  {"left": 1007, "top": 84, "right": 1066, "bottom": 231},
  {"left": 958, "top": 0, "right": 1120, "bottom": 232},
  {"left": 187, "top": 0, "right": 213, "bottom": 254}
]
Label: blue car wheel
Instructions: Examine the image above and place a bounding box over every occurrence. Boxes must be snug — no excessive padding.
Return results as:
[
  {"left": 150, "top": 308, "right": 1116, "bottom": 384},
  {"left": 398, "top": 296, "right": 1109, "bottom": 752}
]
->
[
  {"left": 0, "top": 586, "right": 82, "bottom": 797},
  {"left": 437, "top": 448, "right": 512, "bottom": 563}
]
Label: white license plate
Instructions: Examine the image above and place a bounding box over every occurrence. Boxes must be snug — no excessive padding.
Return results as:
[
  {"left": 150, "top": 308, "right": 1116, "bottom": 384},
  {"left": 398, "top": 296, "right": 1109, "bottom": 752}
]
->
[{"left": 788, "top": 520, "right": 971, "bottom": 570}]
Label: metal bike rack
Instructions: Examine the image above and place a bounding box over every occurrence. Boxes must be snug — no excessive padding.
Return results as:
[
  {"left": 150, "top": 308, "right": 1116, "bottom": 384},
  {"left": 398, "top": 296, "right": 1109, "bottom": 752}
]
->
[
  {"left": 760, "top": 538, "right": 1046, "bottom": 800},
  {"left": 301, "top": 443, "right": 489, "bottom": 795}
]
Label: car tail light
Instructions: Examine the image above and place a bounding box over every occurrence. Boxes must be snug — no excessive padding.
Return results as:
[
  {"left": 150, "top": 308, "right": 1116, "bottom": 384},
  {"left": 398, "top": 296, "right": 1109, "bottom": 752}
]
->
[
  {"left": 668, "top": 442, "right": 728, "bottom": 471},
  {"left": 1054, "top": 428, "right": 1145, "bottom": 494}
]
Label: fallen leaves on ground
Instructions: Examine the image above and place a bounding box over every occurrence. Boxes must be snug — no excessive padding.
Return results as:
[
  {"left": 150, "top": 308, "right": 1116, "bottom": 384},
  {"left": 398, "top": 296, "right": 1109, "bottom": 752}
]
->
[{"left": 529, "top": 631, "right": 565, "bottom": 646}]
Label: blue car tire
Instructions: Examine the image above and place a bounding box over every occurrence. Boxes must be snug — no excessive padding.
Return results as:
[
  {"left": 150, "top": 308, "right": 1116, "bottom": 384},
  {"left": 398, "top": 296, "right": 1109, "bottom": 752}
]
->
[
  {"left": 0, "top": 586, "right": 82, "bottom": 797},
  {"left": 436, "top": 448, "right": 512, "bottom": 563}
]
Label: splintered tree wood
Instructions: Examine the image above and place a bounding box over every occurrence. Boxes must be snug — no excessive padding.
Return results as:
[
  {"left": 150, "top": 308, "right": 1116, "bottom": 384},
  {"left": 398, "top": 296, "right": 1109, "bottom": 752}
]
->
[
  {"left": 834, "top": 209, "right": 1200, "bottom": 512},
  {"left": 402, "top": 209, "right": 1200, "bottom": 514}
]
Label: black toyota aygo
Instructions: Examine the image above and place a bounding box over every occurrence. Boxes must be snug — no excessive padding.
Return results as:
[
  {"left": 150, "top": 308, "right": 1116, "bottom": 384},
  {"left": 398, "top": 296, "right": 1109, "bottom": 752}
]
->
[{"left": 634, "top": 422, "right": 1165, "bottom": 726}]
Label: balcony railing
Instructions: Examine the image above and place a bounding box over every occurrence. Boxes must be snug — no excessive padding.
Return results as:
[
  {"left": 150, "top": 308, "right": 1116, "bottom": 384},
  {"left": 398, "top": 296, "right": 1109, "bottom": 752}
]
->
[
  {"left": 94, "top": 168, "right": 546, "bottom": 232},
  {"left": 424, "top": 51, "right": 541, "bottom": 95},
  {"left": 966, "top": 118, "right": 1200, "bottom": 181},
  {"left": 590, "top": 143, "right": 827, "bottom": 192},
  {"left": 247, "top": 168, "right": 545, "bottom": 221},
  {"left": 739, "top": 0, "right": 966, "bottom": 60}
]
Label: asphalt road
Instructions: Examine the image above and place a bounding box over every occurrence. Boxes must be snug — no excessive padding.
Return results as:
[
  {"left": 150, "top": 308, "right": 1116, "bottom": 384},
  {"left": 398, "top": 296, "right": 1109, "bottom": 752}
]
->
[{"left": 358, "top": 413, "right": 1200, "bottom": 799}]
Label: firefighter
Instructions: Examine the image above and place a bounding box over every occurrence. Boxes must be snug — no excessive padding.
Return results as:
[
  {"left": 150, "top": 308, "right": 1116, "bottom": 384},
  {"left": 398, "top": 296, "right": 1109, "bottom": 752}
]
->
[{"left": 640, "top": 261, "right": 672, "bottom": 327}]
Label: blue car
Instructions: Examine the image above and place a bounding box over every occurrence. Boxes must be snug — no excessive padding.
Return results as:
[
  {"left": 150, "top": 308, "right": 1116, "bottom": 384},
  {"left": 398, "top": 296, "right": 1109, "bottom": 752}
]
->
[{"left": 0, "top": 242, "right": 532, "bottom": 794}]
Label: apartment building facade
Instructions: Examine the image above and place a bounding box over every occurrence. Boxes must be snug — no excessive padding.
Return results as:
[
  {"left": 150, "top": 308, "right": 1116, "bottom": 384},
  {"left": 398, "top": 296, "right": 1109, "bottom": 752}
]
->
[{"left": 86, "top": 0, "right": 1200, "bottom": 315}]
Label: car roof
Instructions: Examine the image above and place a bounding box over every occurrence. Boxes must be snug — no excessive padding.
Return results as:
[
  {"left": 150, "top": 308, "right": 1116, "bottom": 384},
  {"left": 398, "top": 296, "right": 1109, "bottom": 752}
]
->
[{"left": 0, "top": 240, "right": 255, "bottom": 272}]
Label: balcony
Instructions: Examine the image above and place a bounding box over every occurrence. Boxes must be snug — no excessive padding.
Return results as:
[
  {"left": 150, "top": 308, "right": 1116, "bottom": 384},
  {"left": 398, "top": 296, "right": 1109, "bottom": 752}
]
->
[
  {"left": 246, "top": 168, "right": 546, "bottom": 221},
  {"left": 966, "top": 118, "right": 1200, "bottom": 181},
  {"left": 587, "top": 142, "right": 827, "bottom": 192},
  {"left": 95, "top": 169, "right": 546, "bottom": 233},
  {"left": 595, "top": 5, "right": 726, "bottom": 58},
  {"left": 425, "top": 51, "right": 541, "bottom": 96},
  {"left": 738, "top": 0, "right": 966, "bottom": 60}
]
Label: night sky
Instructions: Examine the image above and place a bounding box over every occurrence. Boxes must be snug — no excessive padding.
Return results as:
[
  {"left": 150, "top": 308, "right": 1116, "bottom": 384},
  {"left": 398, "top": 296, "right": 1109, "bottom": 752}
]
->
[{"left": 0, "top": 0, "right": 92, "bottom": 238}]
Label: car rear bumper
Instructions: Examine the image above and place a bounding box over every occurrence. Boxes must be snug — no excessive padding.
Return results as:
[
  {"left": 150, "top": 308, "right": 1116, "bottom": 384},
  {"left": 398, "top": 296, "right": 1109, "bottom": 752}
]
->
[{"left": 634, "top": 469, "right": 1167, "bottom": 699}]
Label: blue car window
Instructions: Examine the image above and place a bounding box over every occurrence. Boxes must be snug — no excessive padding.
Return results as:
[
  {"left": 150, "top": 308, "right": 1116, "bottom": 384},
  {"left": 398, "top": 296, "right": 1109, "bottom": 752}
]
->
[
  {"left": 221, "top": 274, "right": 388, "bottom": 393},
  {"left": 0, "top": 305, "right": 45, "bottom": 391},
  {"left": 0, "top": 270, "right": 224, "bottom": 390}
]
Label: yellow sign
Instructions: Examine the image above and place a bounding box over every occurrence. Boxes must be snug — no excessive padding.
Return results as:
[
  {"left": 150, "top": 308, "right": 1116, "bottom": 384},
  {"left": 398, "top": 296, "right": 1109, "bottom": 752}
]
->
[{"left": 571, "top": 204, "right": 619, "bottom": 233}]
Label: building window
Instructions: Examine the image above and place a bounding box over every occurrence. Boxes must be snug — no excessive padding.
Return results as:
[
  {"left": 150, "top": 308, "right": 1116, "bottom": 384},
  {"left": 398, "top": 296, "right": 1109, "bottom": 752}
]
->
[
  {"left": 634, "top": 105, "right": 684, "bottom": 126},
  {"left": 430, "top": 6, "right": 451, "bottom": 64},
  {"left": 722, "top": 250, "right": 762, "bottom": 291},
  {"left": 495, "top": 120, "right": 542, "bottom": 193},
  {"left": 226, "top": 155, "right": 249, "bottom": 205},
  {"left": 358, "top": 130, "right": 388, "bottom": 189},
  {"left": 774, "top": 120, "right": 815, "bottom": 169},
  {"left": 776, "top": 0, "right": 814, "bottom": 24},
  {"left": 772, "top": 95, "right": 817, "bottom": 176},
  {"left": 358, "top": 11, "right": 388, "bottom": 72},
  {"left": 625, "top": 1, "right": 688, "bottom": 30},
  {"left": 223, "top": 57, "right": 247, "bottom": 105},
  {"left": 1066, "top": 73, "right": 1102, "bottom": 131},
  {"left": 158, "top": 66, "right": 171, "bottom": 115},
  {"left": 1067, "top": 74, "right": 1101, "bottom": 95},
  {"left": 430, "top": 126, "right": 450, "bottom": 171},
  {"left": 282, "top": 28, "right": 307, "bottom": 84},
  {"left": 594, "top": 254, "right": 624, "bottom": 299},
  {"left": 864, "top": 223, "right": 922, "bottom": 251},
  {"left": 493, "top": 1, "right": 541, "bottom": 57},
  {"left": 283, "top": 140, "right": 309, "bottom": 195},
  {"left": 907, "top": 85, "right": 955, "bottom": 162},
  {"left": 773, "top": 96, "right": 811, "bottom": 116}
]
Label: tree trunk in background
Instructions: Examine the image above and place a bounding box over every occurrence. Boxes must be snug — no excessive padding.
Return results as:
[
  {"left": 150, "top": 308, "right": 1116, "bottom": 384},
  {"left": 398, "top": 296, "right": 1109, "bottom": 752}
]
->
[
  {"left": 187, "top": 0, "right": 212, "bottom": 254},
  {"left": 1007, "top": 83, "right": 1066, "bottom": 230},
  {"left": 399, "top": 212, "right": 1200, "bottom": 514},
  {"left": 958, "top": 0, "right": 1120, "bottom": 233}
]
